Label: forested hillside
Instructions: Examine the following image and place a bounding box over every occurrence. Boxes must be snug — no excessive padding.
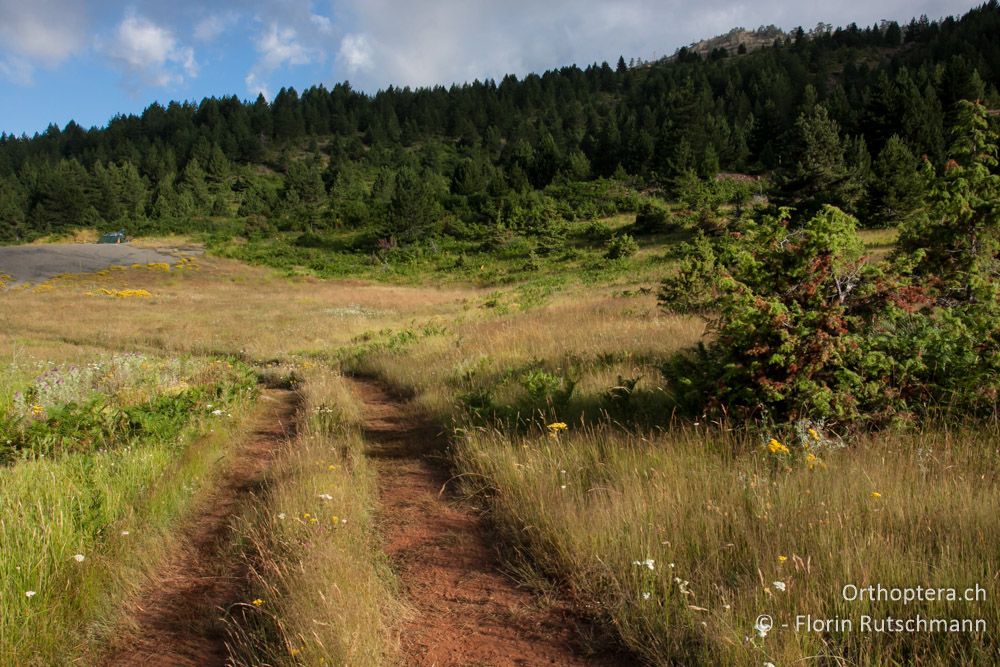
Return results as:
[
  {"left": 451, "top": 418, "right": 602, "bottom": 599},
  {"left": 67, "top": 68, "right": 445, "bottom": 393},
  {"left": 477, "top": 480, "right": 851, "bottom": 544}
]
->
[{"left": 0, "top": 2, "right": 998, "bottom": 243}]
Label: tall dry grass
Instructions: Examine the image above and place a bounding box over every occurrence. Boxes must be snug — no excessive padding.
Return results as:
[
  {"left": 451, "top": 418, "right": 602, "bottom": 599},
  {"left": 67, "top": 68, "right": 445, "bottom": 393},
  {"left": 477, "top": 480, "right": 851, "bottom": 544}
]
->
[
  {"left": 454, "top": 424, "right": 998, "bottom": 665},
  {"left": 348, "top": 291, "right": 703, "bottom": 422},
  {"left": 349, "top": 287, "right": 999, "bottom": 665},
  {"left": 227, "top": 367, "right": 401, "bottom": 665}
]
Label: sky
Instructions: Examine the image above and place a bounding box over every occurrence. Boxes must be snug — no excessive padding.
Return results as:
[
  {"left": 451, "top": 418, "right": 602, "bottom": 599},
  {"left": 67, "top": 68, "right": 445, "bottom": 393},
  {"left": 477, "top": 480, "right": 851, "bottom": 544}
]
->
[{"left": 0, "top": 0, "right": 983, "bottom": 136}]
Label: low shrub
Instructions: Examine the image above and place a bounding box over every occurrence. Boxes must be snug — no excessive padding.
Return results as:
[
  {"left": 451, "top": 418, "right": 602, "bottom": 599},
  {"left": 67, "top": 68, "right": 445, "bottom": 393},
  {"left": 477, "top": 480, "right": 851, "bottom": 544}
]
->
[
  {"left": 632, "top": 201, "right": 671, "bottom": 234},
  {"left": 658, "top": 103, "right": 1000, "bottom": 427},
  {"left": 605, "top": 233, "right": 639, "bottom": 260}
]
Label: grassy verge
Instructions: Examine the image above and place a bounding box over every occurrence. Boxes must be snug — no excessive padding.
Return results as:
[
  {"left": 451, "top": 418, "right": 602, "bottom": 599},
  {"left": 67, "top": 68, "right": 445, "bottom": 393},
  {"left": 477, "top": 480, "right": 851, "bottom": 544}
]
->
[
  {"left": 0, "top": 354, "right": 258, "bottom": 665},
  {"left": 227, "top": 366, "right": 401, "bottom": 666}
]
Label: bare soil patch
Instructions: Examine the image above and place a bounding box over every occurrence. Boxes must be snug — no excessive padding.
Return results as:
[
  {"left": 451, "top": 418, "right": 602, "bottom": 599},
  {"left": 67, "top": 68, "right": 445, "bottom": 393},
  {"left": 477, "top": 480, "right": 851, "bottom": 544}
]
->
[
  {"left": 102, "top": 389, "right": 298, "bottom": 667},
  {"left": 348, "top": 377, "right": 626, "bottom": 667}
]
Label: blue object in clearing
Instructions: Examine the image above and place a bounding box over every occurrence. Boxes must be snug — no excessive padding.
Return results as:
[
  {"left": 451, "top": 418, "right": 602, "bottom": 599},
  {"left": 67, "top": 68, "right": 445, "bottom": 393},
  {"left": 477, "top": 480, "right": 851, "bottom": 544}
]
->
[{"left": 98, "top": 230, "right": 127, "bottom": 244}]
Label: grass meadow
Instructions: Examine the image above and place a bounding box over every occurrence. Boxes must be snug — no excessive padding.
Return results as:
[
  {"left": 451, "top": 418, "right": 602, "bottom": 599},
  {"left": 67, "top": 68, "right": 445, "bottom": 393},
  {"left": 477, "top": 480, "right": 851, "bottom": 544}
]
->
[
  {"left": 343, "top": 282, "right": 1000, "bottom": 665},
  {"left": 1, "top": 235, "right": 996, "bottom": 665}
]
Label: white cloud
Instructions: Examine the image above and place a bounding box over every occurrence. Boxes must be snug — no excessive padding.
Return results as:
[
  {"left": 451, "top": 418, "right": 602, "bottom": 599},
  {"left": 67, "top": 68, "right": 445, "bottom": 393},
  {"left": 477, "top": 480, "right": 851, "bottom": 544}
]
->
[
  {"left": 0, "top": 0, "right": 87, "bottom": 64},
  {"left": 258, "top": 23, "right": 314, "bottom": 68},
  {"left": 0, "top": 56, "right": 34, "bottom": 85},
  {"left": 100, "top": 11, "right": 198, "bottom": 89},
  {"left": 0, "top": 0, "right": 87, "bottom": 83},
  {"left": 337, "top": 34, "right": 374, "bottom": 73},
  {"left": 244, "top": 21, "right": 323, "bottom": 97},
  {"left": 194, "top": 11, "right": 240, "bottom": 42},
  {"left": 245, "top": 71, "right": 269, "bottom": 99},
  {"left": 310, "top": 13, "right": 335, "bottom": 35}
]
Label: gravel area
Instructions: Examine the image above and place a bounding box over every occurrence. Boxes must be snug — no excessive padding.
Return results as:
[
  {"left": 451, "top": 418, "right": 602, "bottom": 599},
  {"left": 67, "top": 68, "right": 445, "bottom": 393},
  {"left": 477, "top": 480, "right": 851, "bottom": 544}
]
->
[{"left": 0, "top": 244, "right": 178, "bottom": 283}]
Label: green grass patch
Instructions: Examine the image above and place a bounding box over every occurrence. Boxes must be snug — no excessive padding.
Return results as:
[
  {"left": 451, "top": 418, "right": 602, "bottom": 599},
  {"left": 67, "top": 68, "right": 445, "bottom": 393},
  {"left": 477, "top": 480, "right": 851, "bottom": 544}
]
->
[{"left": 0, "top": 355, "right": 258, "bottom": 664}]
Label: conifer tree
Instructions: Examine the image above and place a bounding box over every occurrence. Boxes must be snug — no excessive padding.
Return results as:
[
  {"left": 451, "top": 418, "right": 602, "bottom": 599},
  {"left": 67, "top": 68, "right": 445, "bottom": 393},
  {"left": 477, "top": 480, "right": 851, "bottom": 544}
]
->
[
  {"left": 783, "top": 105, "right": 859, "bottom": 211},
  {"left": 387, "top": 167, "right": 442, "bottom": 241},
  {"left": 180, "top": 158, "right": 211, "bottom": 210},
  {"left": 865, "top": 135, "right": 925, "bottom": 227},
  {"left": 897, "top": 100, "right": 1000, "bottom": 303}
]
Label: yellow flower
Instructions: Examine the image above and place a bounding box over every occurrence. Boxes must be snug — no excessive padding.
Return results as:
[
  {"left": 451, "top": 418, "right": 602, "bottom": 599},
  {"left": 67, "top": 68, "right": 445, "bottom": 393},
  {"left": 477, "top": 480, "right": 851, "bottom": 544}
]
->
[
  {"left": 767, "top": 438, "right": 790, "bottom": 455},
  {"left": 778, "top": 555, "right": 788, "bottom": 563},
  {"left": 97, "top": 288, "right": 152, "bottom": 299},
  {"left": 117, "top": 289, "right": 152, "bottom": 299},
  {"left": 547, "top": 422, "right": 568, "bottom": 432},
  {"left": 808, "top": 428, "right": 820, "bottom": 441},
  {"left": 30, "top": 404, "right": 45, "bottom": 417},
  {"left": 331, "top": 515, "right": 339, "bottom": 526},
  {"left": 290, "top": 647, "right": 302, "bottom": 657},
  {"left": 327, "top": 464, "right": 338, "bottom": 471},
  {"left": 252, "top": 599, "right": 265, "bottom": 607},
  {"left": 871, "top": 491, "right": 882, "bottom": 499}
]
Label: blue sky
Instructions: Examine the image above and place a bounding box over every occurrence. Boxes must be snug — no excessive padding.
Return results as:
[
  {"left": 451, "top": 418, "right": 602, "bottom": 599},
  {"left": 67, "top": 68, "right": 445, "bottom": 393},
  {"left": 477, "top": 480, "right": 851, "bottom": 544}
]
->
[{"left": 0, "top": 0, "right": 982, "bottom": 137}]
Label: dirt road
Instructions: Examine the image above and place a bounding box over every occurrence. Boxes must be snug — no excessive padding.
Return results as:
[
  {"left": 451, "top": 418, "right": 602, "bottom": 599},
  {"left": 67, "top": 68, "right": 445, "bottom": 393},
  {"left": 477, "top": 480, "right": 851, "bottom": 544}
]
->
[
  {"left": 102, "top": 389, "right": 298, "bottom": 667},
  {"left": 348, "top": 377, "right": 625, "bottom": 667}
]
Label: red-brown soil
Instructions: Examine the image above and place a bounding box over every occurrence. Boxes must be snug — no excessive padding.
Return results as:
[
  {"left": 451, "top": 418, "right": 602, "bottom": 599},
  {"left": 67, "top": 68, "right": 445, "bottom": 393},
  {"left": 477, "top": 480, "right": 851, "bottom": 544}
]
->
[
  {"left": 102, "top": 389, "right": 298, "bottom": 667},
  {"left": 348, "top": 377, "right": 627, "bottom": 667}
]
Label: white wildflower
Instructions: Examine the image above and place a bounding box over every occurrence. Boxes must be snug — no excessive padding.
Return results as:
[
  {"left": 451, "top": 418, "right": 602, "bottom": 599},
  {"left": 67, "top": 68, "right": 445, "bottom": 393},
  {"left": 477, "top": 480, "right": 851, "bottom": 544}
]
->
[
  {"left": 25, "top": 591, "right": 36, "bottom": 598},
  {"left": 773, "top": 581, "right": 786, "bottom": 592},
  {"left": 73, "top": 554, "right": 85, "bottom": 563},
  {"left": 632, "top": 559, "right": 655, "bottom": 570}
]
